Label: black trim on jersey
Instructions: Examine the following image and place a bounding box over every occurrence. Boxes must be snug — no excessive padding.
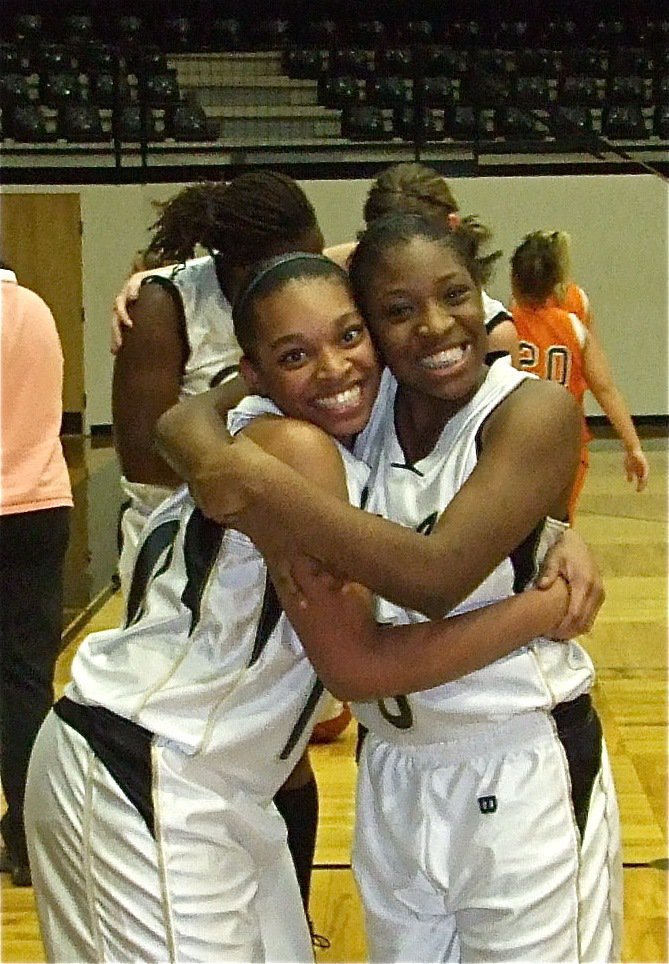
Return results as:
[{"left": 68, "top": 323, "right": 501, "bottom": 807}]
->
[
  {"left": 140, "top": 274, "right": 190, "bottom": 357},
  {"left": 551, "top": 694, "right": 602, "bottom": 839},
  {"left": 390, "top": 462, "right": 425, "bottom": 477},
  {"left": 209, "top": 364, "right": 240, "bottom": 389},
  {"left": 416, "top": 511, "right": 438, "bottom": 536},
  {"left": 484, "top": 349, "right": 512, "bottom": 366},
  {"left": 360, "top": 484, "right": 369, "bottom": 510},
  {"left": 471, "top": 379, "right": 545, "bottom": 591},
  {"left": 473, "top": 374, "right": 526, "bottom": 461},
  {"left": 377, "top": 695, "right": 414, "bottom": 730},
  {"left": 355, "top": 723, "right": 368, "bottom": 763},
  {"left": 125, "top": 519, "right": 180, "bottom": 628},
  {"left": 509, "top": 521, "right": 544, "bottom": 593},
  {"left": 279, "top": 678, "right": 325, "bottom": 760},
  {"left": 140, "top": 273, "right": 182, "bottom": 306},
  {"left": 474, "top": 367, "right": 530, "bottom": 463},
  {"left": 54, "top": 696, "right": 156, "bottom": 837},
  {"left": 181, "top": 509, "right": 225, "bottom": 635},
  {"left": 485, "top": 310, "right": 513, "bottom": 333},
  {"left": 248, "top": 575, "right": 283, "bottom": 667}
]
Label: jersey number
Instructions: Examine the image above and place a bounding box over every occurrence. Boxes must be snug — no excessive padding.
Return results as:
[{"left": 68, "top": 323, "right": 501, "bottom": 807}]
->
[{"left": 519, "top": 340, "right": 572, "bottom": 386}]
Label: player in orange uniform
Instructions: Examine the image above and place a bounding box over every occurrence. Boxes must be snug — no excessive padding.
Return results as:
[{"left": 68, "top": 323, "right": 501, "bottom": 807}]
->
[{"left": 510, "top": 230, "right": 649, "bottom": 521}]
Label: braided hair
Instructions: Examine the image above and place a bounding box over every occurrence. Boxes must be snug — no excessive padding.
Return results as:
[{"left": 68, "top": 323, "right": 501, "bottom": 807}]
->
[
  {"left": 144, "top": 182, "right": 222, "bottom": 264},
  {"left": 145, "top": 172, "right": 320, "bottom": 270}
]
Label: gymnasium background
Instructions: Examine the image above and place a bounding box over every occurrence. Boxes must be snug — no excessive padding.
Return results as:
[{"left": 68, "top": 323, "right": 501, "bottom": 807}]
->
[{"left": 1, "top": 175, "right": 667, "bottom": 430}]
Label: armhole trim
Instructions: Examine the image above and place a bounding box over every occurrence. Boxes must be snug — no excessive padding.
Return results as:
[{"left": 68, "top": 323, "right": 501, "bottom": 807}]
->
[{"left": 140, "top": 274, "right": 190, "bottom": 360}]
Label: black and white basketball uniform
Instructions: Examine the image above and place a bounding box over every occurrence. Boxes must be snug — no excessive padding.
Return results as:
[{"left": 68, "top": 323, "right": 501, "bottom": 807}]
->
[
  {"left": 482, "top": 290, "right": 513, "bottom": 338},
  {"left": 118, "top": 256, "right": 242, "bottom": 597},
  {"left": 25, "top": 396, "right": 369, "bottom": 963},
  {"left": 350, "top": 357, "right": 622, "bottom": 963}
]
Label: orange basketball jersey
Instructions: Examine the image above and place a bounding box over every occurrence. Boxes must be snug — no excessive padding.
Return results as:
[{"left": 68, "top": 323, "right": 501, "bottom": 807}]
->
[
  {"left": 551, "top": 282, "right": 590, "bottom": 326},
  {"left": 511, "top": 301, "right": 591, "bottom": 445}
]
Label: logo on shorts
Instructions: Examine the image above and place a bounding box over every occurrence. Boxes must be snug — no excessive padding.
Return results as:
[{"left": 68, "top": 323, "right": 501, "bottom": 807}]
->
[{"left": 478, "top": 795, "right": 497, "bottom": 814}]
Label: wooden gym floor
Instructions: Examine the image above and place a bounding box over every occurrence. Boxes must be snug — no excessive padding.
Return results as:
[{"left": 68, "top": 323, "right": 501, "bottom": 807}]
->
[{"left": 1, "top": 437, "right": 667, "bottom": 963}]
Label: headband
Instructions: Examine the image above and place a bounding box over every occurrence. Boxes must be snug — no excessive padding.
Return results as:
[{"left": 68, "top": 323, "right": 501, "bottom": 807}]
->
[{"left": 233, "top": 252, "right": 342, "bottom": 321}]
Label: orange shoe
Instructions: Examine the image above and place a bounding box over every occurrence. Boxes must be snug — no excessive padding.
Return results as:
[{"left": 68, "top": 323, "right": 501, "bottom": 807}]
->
[{"left": 310, "top": 702, "right": 352, "bottom": 744}]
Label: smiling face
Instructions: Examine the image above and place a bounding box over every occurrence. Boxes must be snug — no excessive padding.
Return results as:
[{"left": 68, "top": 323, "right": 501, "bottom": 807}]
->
[
  {"left": 363, "top": 236, "right": 488, "bottom": 408},
  {"left": 241, "top": 275, "right": 380, "bottom": 445}
]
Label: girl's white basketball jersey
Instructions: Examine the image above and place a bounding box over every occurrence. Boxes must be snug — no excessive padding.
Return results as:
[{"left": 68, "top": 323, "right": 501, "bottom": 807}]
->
[
  {"left": 120, "top": 256, "right": 242, "bottom": 533},
  {"left": 353, "top": 357, "right": 594, "bottom": 745},
  {"left": 70, "top": 396, "right": 369, "bottom": 800},
  {"left": 167, "top": 256, "right": 241, "bottom": 396},
  {"left": 482, "top": 289, "right": 512, "bottom": 332}
]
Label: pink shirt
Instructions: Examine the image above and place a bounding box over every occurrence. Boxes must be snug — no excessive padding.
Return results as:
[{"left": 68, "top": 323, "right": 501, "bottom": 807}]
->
[{"left": 1, "top": 270, "right": 73, "bottom": 515}]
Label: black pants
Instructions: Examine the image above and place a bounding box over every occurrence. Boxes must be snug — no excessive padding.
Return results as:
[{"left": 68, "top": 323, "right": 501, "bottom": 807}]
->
[{"left": 0, "top": 506, "right": 70, "bottom": 864}]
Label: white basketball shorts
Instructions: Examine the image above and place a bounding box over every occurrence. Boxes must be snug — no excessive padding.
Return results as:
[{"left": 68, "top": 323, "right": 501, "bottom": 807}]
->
[
  {"left": 353, "top": 703, "right": 622, "bottom": 963},
  {"left": 25, "top": 709, "right": 313, "bottom": 963}
]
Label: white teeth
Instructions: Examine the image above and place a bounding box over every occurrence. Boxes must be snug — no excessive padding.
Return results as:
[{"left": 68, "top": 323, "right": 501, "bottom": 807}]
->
[
  {"left": 421, "top": 345, "right": 466, "bottom": 370},
  {"left": 315, "top": 386, "right": 362, "bottom": 410}
]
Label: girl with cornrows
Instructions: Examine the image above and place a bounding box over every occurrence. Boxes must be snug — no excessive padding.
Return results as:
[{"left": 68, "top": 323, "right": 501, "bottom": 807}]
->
[{"left": 113, "top": 172, "right": 323, "bottom": 595}]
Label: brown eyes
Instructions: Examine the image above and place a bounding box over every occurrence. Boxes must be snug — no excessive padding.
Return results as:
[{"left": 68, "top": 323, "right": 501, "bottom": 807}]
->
[
  {"left": 279, "top": 348, "right": 306, "bottom": 366},
  {"left": 342, "top": 325, "right": 366, "bottom": 344}
]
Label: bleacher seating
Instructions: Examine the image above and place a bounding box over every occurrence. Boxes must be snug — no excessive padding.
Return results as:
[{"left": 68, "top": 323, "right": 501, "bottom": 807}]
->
[
  {"left": 58, "top": 102, "right": 108, "bottom": 143},
  {"left": 142, "top": 71, "right": 180, "bottom": 107},
  {"left": 114, "top": 103, "right": 163, "bottom": 142},
  {"left": 494, "top": 106, "right": 551, "bottom": 139},
  {"left": 341, "top": 104, "right": 393, "bottom": 140},
  {"left": 0, "top": 5, "right": 667, "bottom": 162},
  {"left": 444, "top": 104, "right": 479, "bottom": 139},
  {"left": 330, "top": 48, "right": 371, "bottom": 79},
  {"left": 560, "top": 76, "right": 605, "bottom": 108},
  {"left": 394, "top": 105, "right": 445, "bottom": 141},
  {"left": 209, "top": 18, "right": 243, "bottom": 52},
  {"left": 13, "top": 13, "right": 42, "bottom": 49},
  {"left": 4, "top": 102, "right": 50, "bottom": 141},
  {"left": 0, "top": 72, "right": 31, "bottom": 108},
  {"left": 366, "top": 76, "right": 412, "bottom": 110},
  {"left": 513, "top": 76, "right": 553, "bottom": 109},
  {"left": 552, "top": 105, "right": 596, "bottom": 139},
  {"left": 654, "top": 103, "right": 669, "bottom": 136},
  {"left": 61, "top": 14, "right": 95, "bottom": 47},
  {"left": 318, "top": 74, "right": 361, "bottom": 109},
  {"left": 158, "top": 17, "right": 194, "bottom": 53},
  {"left": 602, "top": 103, "right": 649, "bottom": 139},
  {"left": 282, "top": 47, "right": 326, "bottom": 80},
  {"left": 375, "top": 47, "right": 414, "bottom": 78},
  {"left": 348, "top": 21, "right": 386, "bottom": 48},
  {"left": 39, "top": 72, "right": 81, "bottom": 109},
  {"left": 164, "top": 102, "right": 216, "bottom": 141},
  {"left": 418, "top": 76, "right": 458, "bottom": 108}
]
